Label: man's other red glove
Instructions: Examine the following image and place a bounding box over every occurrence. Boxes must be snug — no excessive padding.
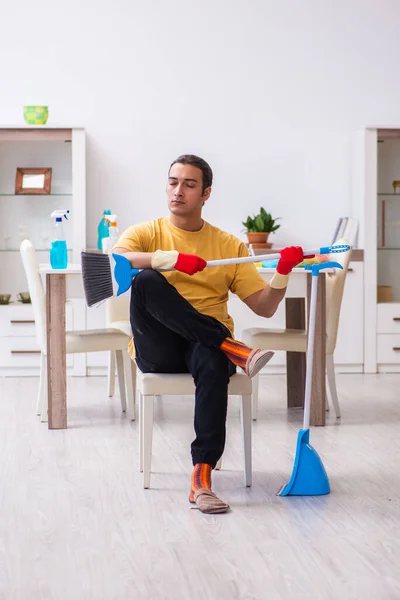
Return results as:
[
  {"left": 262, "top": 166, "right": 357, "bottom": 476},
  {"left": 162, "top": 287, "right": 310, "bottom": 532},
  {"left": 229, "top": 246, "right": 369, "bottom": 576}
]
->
[
  {"left": 277, "top": 246, "right": 306, "bottom": 275},
  {"left": 175, "top": 253, "right": 207, "bottom": 275}
]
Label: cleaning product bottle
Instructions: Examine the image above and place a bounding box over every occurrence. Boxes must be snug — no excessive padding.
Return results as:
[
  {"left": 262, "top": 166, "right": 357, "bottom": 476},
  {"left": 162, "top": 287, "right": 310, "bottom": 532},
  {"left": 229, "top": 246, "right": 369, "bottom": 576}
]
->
[
  {"left": 102, "top": 214, "right": 119, "bottom": 253},
  {"left": 97, "top": 210, "right": 111, "bottom": 250},
  {"left": 50, "top": 209, "right": 69, "bottom": 269}
]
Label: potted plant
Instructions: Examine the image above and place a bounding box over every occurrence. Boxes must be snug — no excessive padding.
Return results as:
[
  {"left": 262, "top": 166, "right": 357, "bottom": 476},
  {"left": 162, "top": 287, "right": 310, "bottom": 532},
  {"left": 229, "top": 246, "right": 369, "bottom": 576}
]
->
[{"left": 242, "top": 207, "right": 280, "bottom": 245}]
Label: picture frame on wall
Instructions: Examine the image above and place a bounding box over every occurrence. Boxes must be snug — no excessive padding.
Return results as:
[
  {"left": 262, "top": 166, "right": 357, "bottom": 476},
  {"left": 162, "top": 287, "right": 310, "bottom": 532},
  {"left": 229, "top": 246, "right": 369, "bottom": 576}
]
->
[{"left": 15, "top": 167, "right": 52, "bottom": 195}]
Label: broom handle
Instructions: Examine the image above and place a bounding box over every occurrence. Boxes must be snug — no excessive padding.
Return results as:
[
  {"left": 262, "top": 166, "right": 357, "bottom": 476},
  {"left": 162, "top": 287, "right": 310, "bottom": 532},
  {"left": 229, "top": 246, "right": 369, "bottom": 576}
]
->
[
  {"left": 303, "top": 271, "right": 318, "bottom": 430},
  {"left": 206, "top": 246, "right": 331, "bottom": 267}
]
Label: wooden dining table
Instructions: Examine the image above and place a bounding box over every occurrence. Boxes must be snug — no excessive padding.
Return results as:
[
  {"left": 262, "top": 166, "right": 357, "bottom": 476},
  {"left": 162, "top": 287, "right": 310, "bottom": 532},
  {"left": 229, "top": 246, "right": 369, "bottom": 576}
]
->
[{"left": 40, "top": 264, "right": 331, "bottom": 430}]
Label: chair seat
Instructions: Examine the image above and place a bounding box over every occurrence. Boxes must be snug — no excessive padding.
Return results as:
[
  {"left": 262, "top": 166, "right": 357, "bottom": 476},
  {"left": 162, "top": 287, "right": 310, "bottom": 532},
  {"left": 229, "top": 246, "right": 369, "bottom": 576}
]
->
[
  {"left": 242, "top": 327, "right": 308, "bottom": 353},
  {"left": 137, "top": 371, "right": 252, "bottom": 395},
  {"left": 66, "top": 328, "right": 130, "bottom": 353},
  {"left": 108, "top": 319, "right": 132, "bottom": 337}
]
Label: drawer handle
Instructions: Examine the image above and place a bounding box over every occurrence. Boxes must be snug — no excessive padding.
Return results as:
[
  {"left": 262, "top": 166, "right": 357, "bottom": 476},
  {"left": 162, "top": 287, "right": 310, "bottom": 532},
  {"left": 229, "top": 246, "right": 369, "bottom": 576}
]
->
[
  {"left": 347, "top": 268, "right": 354, "bottom": 272},
  {"left": 393, "top": 318, "right": 400, "bottom": 322},
  {"left": 10, "top": 320, "right": 35, "bottom": 324},
  {"left": 393, "top": 347, "right": 400, "bottom": 352},
  {"left": 10, "top": 350, "right": 41, "bottom": 354}
]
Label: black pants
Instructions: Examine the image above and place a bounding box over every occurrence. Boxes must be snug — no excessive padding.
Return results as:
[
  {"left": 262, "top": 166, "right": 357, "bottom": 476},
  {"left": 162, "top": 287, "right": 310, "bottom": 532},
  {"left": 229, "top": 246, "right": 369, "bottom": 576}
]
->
[{"left": 130, "top": 269, "right": 236, "bottom": 467}]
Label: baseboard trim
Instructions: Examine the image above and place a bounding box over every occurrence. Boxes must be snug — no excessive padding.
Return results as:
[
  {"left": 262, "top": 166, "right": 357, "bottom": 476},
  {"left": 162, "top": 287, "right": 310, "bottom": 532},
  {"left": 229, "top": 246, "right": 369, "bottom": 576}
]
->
[{"left": 377, "top": 364, "right": 400, "bottom": 373}]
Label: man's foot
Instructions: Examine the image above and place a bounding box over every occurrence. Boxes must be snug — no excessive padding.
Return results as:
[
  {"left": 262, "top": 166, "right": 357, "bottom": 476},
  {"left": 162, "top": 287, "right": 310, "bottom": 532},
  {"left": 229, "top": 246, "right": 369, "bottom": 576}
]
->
[
  {"left": 220, "top": 337, "right": 274, "bottom": 377},
  {"left": 189, "top": 463, "right": 230, "bottom": 513},
  {"left": 244, "top": 348, "right": 275, "bottom": 378},
  {"left": 190, "top": 488, "right": 230, "bottom": 514}
]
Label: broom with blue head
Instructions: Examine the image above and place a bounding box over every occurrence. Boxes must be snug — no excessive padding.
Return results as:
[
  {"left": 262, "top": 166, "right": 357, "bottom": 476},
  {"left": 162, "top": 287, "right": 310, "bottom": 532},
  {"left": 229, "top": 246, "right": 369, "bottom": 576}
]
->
[{"left": 80, "top": 244, "right": 350, "bottom": 308}]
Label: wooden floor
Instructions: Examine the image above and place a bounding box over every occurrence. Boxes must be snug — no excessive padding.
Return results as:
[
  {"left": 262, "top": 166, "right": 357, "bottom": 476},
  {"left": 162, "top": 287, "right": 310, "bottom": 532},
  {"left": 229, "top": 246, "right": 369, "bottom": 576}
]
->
[{"left": 0, "top": 373, "right": 400, "bottom": 600}]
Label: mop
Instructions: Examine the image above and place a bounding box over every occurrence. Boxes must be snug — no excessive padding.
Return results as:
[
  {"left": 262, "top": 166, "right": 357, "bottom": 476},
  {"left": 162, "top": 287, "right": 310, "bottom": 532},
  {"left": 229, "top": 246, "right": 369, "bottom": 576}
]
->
[
  {"left": 278, "top": 260, "right": 343, "bottom": 497},
  {"left": 80, "top": 244, "right": 350, "bottom": 308}
]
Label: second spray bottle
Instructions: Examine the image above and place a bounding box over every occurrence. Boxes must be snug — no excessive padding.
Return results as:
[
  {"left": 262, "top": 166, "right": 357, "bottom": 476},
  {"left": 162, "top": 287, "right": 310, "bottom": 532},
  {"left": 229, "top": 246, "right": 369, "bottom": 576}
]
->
[{"left": 101, "top": 214, "right": 119, "bottom": 253}]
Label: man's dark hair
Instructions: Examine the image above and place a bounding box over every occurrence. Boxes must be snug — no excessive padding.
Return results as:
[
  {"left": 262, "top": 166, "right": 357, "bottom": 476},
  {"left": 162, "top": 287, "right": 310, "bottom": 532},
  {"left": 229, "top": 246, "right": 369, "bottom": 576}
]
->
[{"left": 169, "top": 154, "right": 213, "bottom": 193}]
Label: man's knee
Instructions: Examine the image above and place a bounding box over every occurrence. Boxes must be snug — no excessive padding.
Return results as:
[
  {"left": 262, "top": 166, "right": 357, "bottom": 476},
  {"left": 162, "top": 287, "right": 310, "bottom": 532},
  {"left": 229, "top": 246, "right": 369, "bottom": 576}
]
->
[
  {"left": 190, "top": 345, "right": 231, "bottom": 380},
  {"left": 131, "top": 268, "right": 164, "bottom": 293}
]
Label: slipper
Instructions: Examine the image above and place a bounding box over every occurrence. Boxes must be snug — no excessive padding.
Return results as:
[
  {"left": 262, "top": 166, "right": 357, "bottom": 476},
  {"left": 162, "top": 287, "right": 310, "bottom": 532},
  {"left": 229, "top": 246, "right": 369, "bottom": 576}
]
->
[
  {"left": 190, "top": 488, "right": 230, "bottom": 514},
  {"left": 245, "top": 349, "right": 274, "bottom": 378}
]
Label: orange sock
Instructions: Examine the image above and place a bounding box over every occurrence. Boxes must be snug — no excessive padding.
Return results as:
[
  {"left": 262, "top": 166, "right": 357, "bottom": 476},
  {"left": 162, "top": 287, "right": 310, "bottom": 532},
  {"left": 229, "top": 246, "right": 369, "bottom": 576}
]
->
[
  {"left": 220, "top": 337, "right": 252, "bottom": 369},
  {"left": 189, "top": 463, "right": 212, "bottom": 503}
]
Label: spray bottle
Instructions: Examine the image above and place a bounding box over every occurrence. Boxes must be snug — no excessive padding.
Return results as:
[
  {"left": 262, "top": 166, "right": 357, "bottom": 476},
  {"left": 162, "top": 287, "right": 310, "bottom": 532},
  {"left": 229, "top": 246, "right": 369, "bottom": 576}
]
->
[
  {"left": 50, "top": 209, "right": 70, "bottom": 269},
  {"left": 102, "top": 214, "right": 119, "bottom": 253},
  {"left": 97, "top": 209, "right": 111, "bottom": 250}
]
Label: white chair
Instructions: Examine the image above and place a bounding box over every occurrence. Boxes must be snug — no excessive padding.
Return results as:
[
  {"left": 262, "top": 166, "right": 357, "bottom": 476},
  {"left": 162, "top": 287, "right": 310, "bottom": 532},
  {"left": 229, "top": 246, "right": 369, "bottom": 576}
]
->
[
  {"left": 20, "top": 240, "right": 136, "bottom": 422},
  {"left": 242, "top": 241, "right": 352, "bottom": 421},
  {"left": 136, "top": 371, "right": 253, "bottom": 489},
  {"left": 105, "top": 295, "right": 134, "bottom": 397},
  {"left": 342, "top": 218, "right": 358, "bottom": 247}
]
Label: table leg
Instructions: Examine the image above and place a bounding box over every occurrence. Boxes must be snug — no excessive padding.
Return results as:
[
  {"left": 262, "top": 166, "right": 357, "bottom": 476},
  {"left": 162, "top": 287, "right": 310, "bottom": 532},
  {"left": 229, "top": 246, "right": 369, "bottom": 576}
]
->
[
  {"left": 285, "top": 298, "right": 306, "bottom": 408},
  {"left": 46, "top": 273, "right": 67, "bottom": 429},
  {"left": 307, "top": 273, "right": 326, "bottom": 426}
]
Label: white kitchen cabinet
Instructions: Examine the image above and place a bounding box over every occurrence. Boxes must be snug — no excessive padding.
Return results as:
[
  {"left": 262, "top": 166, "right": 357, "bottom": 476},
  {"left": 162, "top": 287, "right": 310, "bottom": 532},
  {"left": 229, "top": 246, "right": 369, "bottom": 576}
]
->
[
  {"left": 376, "top": 302, "right": 400, "bottom": 372},
  {"left": 377, "top": 303, "right": 400, "bottom": 333},
  {"left": 0, "top": 125, "right": 86, "bottom": 375},
  {"left": 0, "top": 302, "right": 74, "bottom": 376}
]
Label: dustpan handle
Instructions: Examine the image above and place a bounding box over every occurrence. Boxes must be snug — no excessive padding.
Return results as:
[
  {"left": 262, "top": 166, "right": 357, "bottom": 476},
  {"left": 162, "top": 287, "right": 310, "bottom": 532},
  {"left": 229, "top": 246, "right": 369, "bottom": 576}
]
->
[{"left": 303, "top": 273, "right": 317, "bottom": 429}]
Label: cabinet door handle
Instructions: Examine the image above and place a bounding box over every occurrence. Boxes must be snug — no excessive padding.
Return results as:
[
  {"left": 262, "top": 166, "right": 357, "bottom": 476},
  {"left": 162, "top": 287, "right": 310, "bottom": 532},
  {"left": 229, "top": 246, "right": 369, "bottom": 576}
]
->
[
  {"left": 10, "top": 320, "right": 35, "bottom": 324},
  {"left": 393, "top": 318, "right": 400, "bottom": 322},
  {"left": 10, "top": 350, "right": 41, "bottom": 354},
  {"left": 393, "top": 347, "right": 400, "bottom": 352},
  {"left": 347, "top": 268, "right": 354, "bottom": 272}
]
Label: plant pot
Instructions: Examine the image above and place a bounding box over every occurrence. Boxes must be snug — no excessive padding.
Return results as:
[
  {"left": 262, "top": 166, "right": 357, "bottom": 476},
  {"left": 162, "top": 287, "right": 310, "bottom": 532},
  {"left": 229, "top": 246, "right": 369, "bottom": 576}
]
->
[
  {"left": 23, "top": 105, "right": 49, "bottom": 125},
  {"left": 246, "top": 232, "right": 270, "bottom": 244},
  {"left": 245, "top": 241, "right": 273, "bottom": 256},
  {"left": 247, "top": 242, "right": 273, "bottom": 249}
]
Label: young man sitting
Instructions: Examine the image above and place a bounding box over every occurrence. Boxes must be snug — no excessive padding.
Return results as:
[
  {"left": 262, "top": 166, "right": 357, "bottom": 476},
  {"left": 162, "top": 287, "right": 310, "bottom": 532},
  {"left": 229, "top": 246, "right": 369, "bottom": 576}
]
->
[{"left": 113, "top": 154, "right": 303, "bottom": 514}]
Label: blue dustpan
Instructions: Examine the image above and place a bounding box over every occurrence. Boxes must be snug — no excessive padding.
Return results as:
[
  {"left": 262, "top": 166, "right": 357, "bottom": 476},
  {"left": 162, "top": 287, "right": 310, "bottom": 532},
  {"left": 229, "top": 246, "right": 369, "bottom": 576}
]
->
[
  {"left": 278, "top": 261, "right": 344, "bottom": 497},
  {"left": 278, "top": 429, "right": 330, "bottom": 496},
  {"left": 112, "top": 253, "right": 140, "bottom": 295}
]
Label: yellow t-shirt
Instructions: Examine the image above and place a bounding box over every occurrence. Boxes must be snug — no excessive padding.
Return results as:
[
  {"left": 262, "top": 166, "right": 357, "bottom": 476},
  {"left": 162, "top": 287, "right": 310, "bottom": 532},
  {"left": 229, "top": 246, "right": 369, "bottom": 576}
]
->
[{"left": 116, "top": 217, "right": 267, "bottom": 352}]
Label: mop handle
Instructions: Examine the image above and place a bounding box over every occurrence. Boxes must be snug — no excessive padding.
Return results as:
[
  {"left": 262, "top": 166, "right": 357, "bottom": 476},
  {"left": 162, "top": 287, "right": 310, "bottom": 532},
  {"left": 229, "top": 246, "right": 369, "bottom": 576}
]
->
[
  {"left": 303, "top": 262, "right": 343, "bottom": 429},
  {"left": 205, "top": 244, "right": 350, "bottom": 267}
]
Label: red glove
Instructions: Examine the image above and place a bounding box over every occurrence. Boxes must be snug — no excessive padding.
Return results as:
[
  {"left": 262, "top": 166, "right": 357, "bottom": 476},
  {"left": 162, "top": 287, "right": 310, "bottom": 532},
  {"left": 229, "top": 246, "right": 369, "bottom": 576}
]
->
[
  {"left": 175, "top": 253, "right": 207, "bottom": 275},
  {"left": 277, "top": 246, "right": 307, "bottom": 275}
]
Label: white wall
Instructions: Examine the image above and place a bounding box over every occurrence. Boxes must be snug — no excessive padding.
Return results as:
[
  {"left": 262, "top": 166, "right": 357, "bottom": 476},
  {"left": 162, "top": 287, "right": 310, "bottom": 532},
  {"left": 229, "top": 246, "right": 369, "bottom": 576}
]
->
[{"left": 1, "top": 0, "right": 400, "bottom": 249}]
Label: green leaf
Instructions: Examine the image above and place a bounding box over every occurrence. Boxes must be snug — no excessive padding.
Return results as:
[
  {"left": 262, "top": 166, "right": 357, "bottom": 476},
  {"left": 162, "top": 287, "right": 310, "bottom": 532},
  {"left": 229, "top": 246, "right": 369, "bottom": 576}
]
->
[
  {"left": 242, "top": 207, "right": 281, "bottom": 233},
  {"left": 254, "top": 215, "right": 265, "bottom": 231}
]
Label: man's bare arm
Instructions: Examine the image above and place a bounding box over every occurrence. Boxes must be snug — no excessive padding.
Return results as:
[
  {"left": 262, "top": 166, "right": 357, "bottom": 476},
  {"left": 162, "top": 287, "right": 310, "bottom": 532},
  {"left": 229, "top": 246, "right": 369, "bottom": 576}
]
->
[
  {"left": 243, "top": 285, "right": 286, "bottom": 318},
  {"left": 112, "top": 247, "right": 154, "bottom": 269},
  {"left": 243, "top": 246, "right": 305, "bottom": 318},
  {"left": 112, "top": 247, "right": 207, "bottom": 276}
]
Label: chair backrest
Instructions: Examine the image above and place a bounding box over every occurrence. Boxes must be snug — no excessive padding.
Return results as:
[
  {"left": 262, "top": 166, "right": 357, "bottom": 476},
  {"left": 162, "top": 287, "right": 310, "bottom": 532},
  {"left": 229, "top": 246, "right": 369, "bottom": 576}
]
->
[
  {"left": 325, "top": 237, "right": 352, "bottom": 354},
  {"left": 341, "top": 218, "right": 358, "bottom": 247},
  {"left": 331, "top": 217, "right": 359, "bottom": 247},
  {"left": 105, "top": 294, "right": 131, "bottom": 327},
  {"left": 20, "top": 239, "right": 47, "bottom": 353}
]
